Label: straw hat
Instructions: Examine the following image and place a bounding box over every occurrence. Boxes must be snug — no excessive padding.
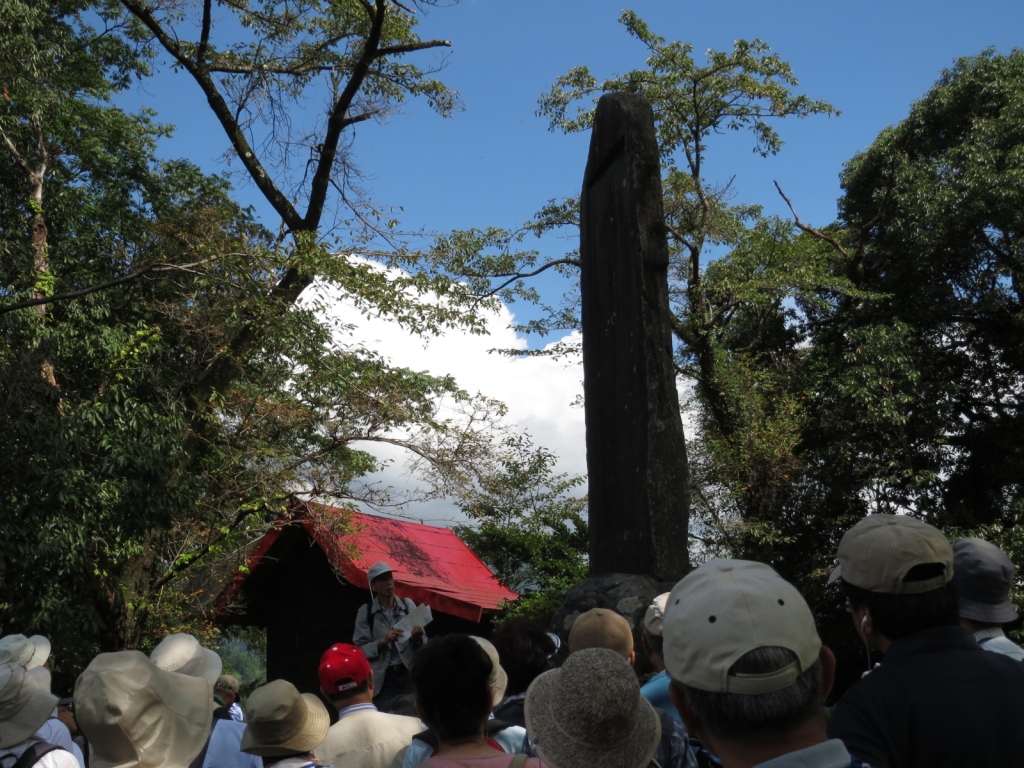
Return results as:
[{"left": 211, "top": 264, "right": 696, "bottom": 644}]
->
[
  {"left": 75, "top": 651, "right": 213, "bottom": 768},
  {"left": 470, "top": 636, "right": 508, "bottom": 707},
  {"left": 525, "top": 648, "right": 660, "bottom": 768},
  {"left": 150, "top": 634, "right": 223, "bottom": 686},
  {"left": 241, "top": 680, "right": 329, "bottom": 757},
  {"left": 0, "top": 663, "right": 59, "bottom": 748},
  {"left": 0, "top": 635, "right": 50, "bottom": 670}
]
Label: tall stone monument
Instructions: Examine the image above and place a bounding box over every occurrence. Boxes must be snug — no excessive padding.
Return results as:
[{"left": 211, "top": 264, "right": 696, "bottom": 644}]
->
[{"left": 580, "top": 93, "right": 691, "bottom": 583}]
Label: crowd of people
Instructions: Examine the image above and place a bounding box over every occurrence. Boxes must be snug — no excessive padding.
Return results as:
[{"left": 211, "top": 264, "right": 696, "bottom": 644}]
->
[{"left": 2, "top": 516, "right": 1024, "bottom": 768}]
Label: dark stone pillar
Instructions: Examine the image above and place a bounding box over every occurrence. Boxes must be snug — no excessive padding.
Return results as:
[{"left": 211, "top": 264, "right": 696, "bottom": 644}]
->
[{"left": 580, "top": 93, "right": 691, "bottom": 582}]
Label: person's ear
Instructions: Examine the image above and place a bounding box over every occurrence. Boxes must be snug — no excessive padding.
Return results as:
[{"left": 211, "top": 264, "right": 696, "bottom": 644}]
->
[
  {"left": 628, "top": 650, "right": 636, "bottom": 667},
  {"left": 818, "top": 645, "right": 836, "bottom": 701},
  {"left": 366, "top": 668, "right": 375, "bottom": 692},
  {"left": 669, "top": 682, "right": 704, "bottom": 741}
]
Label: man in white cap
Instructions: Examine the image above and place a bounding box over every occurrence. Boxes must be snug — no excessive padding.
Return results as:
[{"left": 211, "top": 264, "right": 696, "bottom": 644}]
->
[
  {"left": 952, "top": 537, "right": 1024, "bottom": 660},
  {"left": 828, "top": 514, "right": 1024, "bottom": 767},
  {"left": 150, "top": 634, "right": 260, "bottom": 768},
  {"left": 663, "top": 559, "right": 855, "bottom": 768},
  {"left": 353, "top": 562, "right": 426, "bottom": 710},
  {"left": 0, "top": 663, "right": 79, "bottom": 768},
  {"left": 639, "top": 593, "right": 681, "bottom": 724}
]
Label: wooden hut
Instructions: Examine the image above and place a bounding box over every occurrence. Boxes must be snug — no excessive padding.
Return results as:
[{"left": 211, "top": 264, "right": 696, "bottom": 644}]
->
[{"left": 216, "top": 499, "right": 518, "bottom": 695}]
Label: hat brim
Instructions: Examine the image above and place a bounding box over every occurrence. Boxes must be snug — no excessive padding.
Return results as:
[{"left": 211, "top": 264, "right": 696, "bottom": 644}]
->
[
  {"left": 200, "top": 648, "right": 223, "bottom": 686},
  {"left": 525, "top": 668, "right": 660, "bottom": 768},
  {"left": 25, "top": 636, "right": 50, "bottom": 670},
  {"left": 0, "top": 673, "right": 59, "bottom": 748},
  {"left": 241, "top": 693, "right": 330, "bottom": 756},
  {"left": 828, "top": 564, "right": 842, "bottom": 584},
  {"left": 959, "top": 596, "right": 1019, "bottom": 624}
]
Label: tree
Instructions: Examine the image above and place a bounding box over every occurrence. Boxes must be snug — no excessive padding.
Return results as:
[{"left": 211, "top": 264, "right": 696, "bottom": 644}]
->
[
  {"left": 455, "top": 435, "right": 588, "bottom": 622},
  {"left": 423, "top": 11, "right": 843, "bottom": 579},
  {"left": 808, "top": 49, "right": 1024, "bottom": 531},
  {"left": 0, "top": 0, "right": 506, "bottom": 680}
]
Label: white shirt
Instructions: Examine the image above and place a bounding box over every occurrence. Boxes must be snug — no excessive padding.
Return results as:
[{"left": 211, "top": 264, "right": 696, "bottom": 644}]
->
[{"left": 0, "top": 739, "right": 81, "bottom": 768}]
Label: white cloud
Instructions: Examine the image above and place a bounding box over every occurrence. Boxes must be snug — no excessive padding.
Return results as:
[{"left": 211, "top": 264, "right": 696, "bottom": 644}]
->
[{"left": 300, "top": 269, "right": 586, "bottom": 524}]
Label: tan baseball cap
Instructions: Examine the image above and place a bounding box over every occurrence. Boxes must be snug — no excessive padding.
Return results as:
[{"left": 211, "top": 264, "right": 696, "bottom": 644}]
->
[
  {"left": 568, "top": 608, "right": 634, "bottom": 658},
  {"left": 829, "top": 514, "right": 953, "bottom": 594},
  {"left": 663, "top": 559, "right": 821, "bottom": 695}
]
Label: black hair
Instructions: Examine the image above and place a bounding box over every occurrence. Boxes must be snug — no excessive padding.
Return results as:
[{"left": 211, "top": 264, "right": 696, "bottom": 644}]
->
[
  {"left": 491, "top": 618, "right": 556, "bottom": 695},
  {"left": 840, "top": 563, "right": 959, "bottom": 640},
  {"left": 326, "top": 678, "right": 371, "bottom": 703},
  {"left": 411, "top": 634, "right": 493, "bottom": 741}
]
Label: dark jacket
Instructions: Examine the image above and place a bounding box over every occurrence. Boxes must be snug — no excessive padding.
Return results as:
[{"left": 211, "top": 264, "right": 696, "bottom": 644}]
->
[{"left": 828, "top": 625, "right": 1024, "bottom": 768}]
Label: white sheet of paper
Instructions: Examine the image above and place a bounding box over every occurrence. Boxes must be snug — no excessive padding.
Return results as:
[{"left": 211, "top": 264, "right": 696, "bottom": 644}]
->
[{"left": 394, "top": 604, "right": 432, "bottom": 636}]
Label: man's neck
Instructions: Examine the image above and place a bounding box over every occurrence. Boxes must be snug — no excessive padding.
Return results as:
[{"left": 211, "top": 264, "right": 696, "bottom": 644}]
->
[
  {"left": 378, "top": 594, "right": 396, "bottom": 611},
  {"left": 335, "top": 692, "right": 375, "bottom": 715},
  {"left": 704, "top": 714, "right": 829, "bottom": 768}
]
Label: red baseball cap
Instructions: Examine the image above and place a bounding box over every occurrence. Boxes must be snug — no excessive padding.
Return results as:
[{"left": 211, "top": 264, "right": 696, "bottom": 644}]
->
[{"left": 318, "top": 644, "right": 371, "bottom": 694}]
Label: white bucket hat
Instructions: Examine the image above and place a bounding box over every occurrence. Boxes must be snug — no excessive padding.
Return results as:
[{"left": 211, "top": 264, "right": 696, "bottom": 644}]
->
[
  {"left": 74, "top": 651, "right": 213, "bottom": 768},
  {"left": 150, "top": 634, "right": 223, "bottom": 686},
  {"left": 240, "top": 680, "right": 330, "bottom": 757},
  {"left": 0, "top": 635, "right": 51, "bottom": 670},
  {"left": 0, "top": 663, "right": 59, "bottom": 748}
]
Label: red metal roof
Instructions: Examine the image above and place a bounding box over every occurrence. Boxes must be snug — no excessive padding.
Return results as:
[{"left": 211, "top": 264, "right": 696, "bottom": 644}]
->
[{"left": 218, "top": 501, "right": 518, "bottom": 623}]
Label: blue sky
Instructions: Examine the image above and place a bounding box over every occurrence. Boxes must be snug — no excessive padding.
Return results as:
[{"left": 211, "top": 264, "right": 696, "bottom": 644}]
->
[
  {"left": 116, "top": 1, "right": 1024, "bottom": 515},
  {"left": 123, "top": 0, "right": 1024, "bottom": 336}
]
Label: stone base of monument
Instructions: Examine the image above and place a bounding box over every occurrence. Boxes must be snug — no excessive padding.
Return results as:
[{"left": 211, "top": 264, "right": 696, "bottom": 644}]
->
[{"left": 550, "top": 572, "right": 678, "bottom": 676}]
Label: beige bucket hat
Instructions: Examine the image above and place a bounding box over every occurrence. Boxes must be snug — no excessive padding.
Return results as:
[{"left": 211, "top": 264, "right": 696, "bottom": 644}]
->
[
  {"left": 0, "top": 635, "right": 51, "bottom": 670},
  {"left": 241, "top": 680, "right": 329, "bottom": 757},
  {"left": 525, "top": 647, "right": 660, "bottom": 768},
  {"left": 150, "top": 634, "right": 223, "bottom": 686},
  {"left": 0, "top": 662, "right": 59, "bottom": 748},
  {"left": 567, "top": 608, "right": 634, "bottom": 658},
  {"left": 75, "top": 651, "right": 213, "bottom": 768}
]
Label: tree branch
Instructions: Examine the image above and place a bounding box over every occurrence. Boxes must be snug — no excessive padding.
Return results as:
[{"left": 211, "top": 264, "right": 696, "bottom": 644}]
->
[
  {"left": 120, "top": 0, "right": 304, "bottom": 231},
  {"left": 774, "top": 180, "right": 851, "bottom": 259},
  {"left": 0, "top": 259, "right": 218, "bottom": 315}
]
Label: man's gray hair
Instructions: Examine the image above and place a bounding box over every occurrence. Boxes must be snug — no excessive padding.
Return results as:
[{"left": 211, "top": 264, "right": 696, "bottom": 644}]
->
[{"left": 673, "top": 646, "right": 822, "bottom": 742}]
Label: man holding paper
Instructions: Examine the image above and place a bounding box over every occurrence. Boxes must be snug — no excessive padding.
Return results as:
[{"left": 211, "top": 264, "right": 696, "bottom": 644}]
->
[{"left": 353, "top": 561, "right": 429, "bottom": 710}]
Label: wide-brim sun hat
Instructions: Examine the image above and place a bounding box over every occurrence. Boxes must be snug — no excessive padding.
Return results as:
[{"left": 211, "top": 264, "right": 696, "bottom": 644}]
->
[
  {"left": 75, "top": 651, "right": 213, "bottom": 768},
  {"left": 0, "top": 662, "right": 59, "bottom": 748},
  {"left": 241, "top": 679, "right": 330, "bottom": 757},
  {"left": 471, "top": 636, "right": 508, "bottom": 707},
  {"left": 0, "top": 635, "right": 51, "bottom": 670},
  {"left": 525, "top": 647, "right": 660, "bottom": 768},
  {"left": 150, "top": 633, "right": 223, "bottom": 686}
]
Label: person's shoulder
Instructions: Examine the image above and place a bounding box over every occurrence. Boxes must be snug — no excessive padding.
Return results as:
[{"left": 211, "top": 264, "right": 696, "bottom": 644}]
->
[
  {"left": 38, "top": 748, "right": 80, "bottom": 768},
  {"left": 377, "top": 711, "right": 424, "bottom": 731}
]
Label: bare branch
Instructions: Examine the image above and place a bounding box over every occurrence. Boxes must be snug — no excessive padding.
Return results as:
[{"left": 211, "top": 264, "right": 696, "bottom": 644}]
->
[{"left": 774, "top": 180, "right": 851, "bottom": 259}]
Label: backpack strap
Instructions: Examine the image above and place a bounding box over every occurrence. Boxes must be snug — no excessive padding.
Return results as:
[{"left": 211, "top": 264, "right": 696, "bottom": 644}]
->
[
  {"left": 509, "top": 755, "right": 529, "bottom": 768},
  {"left": 13, "top": 743, "right": 64, "bottom": 768}
]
